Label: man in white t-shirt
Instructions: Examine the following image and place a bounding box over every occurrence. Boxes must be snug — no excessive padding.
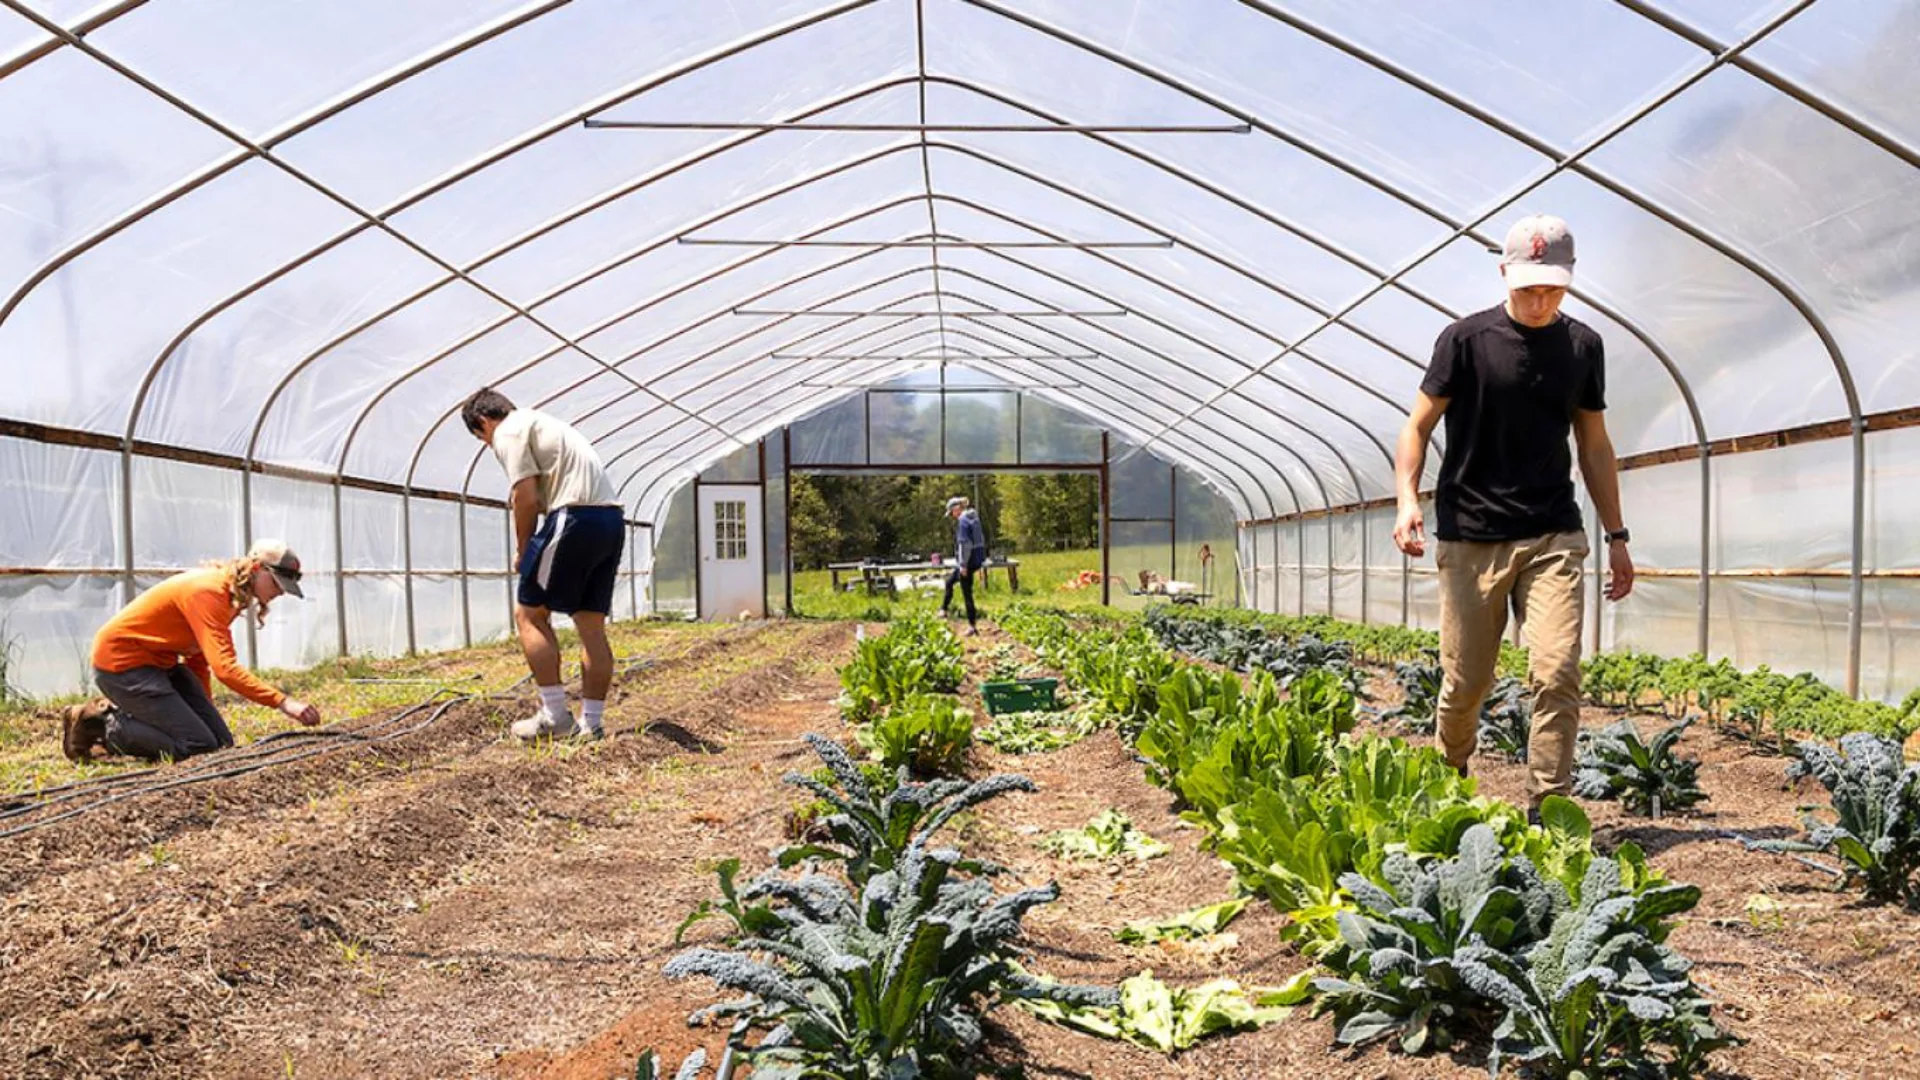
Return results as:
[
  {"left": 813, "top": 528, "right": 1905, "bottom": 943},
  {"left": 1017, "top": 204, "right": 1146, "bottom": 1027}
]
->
[{"left": 463, "top": 388, "right": 626, "bottom": 741}]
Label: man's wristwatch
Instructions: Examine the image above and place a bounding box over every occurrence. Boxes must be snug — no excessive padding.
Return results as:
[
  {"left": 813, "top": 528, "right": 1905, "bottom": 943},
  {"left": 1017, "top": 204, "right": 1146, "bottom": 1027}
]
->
[{"left": 1604, "top": 527, "right": 1631, "bottom": 544}]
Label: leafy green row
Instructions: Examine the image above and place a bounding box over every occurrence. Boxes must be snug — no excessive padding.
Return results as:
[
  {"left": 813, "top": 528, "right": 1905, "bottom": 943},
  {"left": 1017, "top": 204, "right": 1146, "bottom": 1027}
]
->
[
  {"left": 1002, "top": 604, "right": 1176, "bottom": 734},
  {"left": 1145, "top": 606, "right": 1529, "bottom": 679},
  {"left": 837, "top": 611, "right": 967, "bottom": 725},
  {"left": 1585, "top": 650, "right": 1920, "bottom": 744},
  {"left": 1002, "top": 605, "right": 1738, "bottom": 1076},
  {"left": 1154, "top": 606, "right": 1920, "bottom": 744}
]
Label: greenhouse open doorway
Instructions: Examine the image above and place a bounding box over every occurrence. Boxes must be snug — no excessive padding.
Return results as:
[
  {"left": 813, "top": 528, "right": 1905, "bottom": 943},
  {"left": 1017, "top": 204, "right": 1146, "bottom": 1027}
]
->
[{"left": 787, "top": 469, "right": 1109, "bottom": 619}]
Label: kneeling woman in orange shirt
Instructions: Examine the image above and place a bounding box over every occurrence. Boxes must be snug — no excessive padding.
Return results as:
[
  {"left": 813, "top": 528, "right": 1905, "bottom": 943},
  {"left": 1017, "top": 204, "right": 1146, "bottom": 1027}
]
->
[{"left": 73, "top": 540, "right": 323, "bottom": 762}]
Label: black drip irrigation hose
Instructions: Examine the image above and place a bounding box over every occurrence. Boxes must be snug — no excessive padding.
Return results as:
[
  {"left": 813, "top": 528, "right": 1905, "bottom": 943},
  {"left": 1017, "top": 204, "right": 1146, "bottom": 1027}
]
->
[
  {"left": 0, "top": 650, "right": 668, "bottom": 842},
  {"left": 0, "top": 695, "right": 478, "bottom": 842},
  {"left": 0, "top": 619, "right": 773, "bottom": 841}
]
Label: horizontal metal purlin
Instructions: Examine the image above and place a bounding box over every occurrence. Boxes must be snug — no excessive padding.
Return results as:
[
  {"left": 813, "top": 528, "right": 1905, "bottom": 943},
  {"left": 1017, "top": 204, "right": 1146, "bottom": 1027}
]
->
[
  {"left": 735, "top": 309, "right": 1127, "bottom": 317},
  {"left": 583, "top": 119, "right": 1251, "bottom": 134},
  {"left": 801, "top": 380, "right": 1081, "bottom": 390},
  {"left": 771, "top": 352, "right": 1098, "bottom": 360},
  {"left": 0, "top": 416, "right": 513, "bottom": 511},
  {"left": 0, "top": 567, "right": 553, "bottom": 578},
  {"left": 1235, "top": 403, "right": 1920, "bottom": 528},
  {"left": 795, "top": 461, "right": 1101, "bottom": 473},
  {"left": 1615, "top": 404, "right": 1920, "bottom": 469},
  {"left": 678, "top": 238, "right": 1173, "bottom": 249}
]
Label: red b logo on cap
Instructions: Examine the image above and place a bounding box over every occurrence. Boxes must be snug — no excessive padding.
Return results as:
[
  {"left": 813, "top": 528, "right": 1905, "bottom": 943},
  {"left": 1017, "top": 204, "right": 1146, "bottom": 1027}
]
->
[{"left": 1528, "top": 233, "right": 1549, "bottom": 260}]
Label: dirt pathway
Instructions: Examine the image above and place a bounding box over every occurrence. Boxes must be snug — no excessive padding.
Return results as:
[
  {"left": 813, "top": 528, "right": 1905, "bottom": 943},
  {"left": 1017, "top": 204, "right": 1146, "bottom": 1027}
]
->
[{"left": 0, "top": 620, "right": 852, "bottom": 1080}]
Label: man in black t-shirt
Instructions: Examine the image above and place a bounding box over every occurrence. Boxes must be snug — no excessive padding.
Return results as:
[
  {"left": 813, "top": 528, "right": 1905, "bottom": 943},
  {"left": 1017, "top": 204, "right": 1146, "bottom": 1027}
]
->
[{"left": 1392, "top": 214, "right": 1635, "bottom": 817}]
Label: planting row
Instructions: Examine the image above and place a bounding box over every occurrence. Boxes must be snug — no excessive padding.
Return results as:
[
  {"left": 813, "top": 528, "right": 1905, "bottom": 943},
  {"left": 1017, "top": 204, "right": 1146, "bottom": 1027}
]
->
[
  {"left": 646, "top": 612, "right": 1301, "bottom": 1076},
  {"left": 1142, "top": 605, "right": 1920, "bottom": 901},
  {"left": 1004, "top": 605, "right": 1737, "bottom": 1076},
  {"left": 1153, "top": 606, "right": 1920, "bottom": 744}
]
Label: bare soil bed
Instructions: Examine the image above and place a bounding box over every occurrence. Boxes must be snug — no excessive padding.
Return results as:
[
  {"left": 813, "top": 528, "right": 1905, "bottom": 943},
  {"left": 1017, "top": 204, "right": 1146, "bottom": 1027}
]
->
[{"left": 5, "top": 618, "right": 1917, "bottom": 1079}]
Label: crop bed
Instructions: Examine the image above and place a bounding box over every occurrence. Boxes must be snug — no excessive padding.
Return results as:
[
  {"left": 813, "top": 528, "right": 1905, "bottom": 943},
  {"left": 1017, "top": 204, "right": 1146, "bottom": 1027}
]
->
[{"left": 2, "top": 610, "right": 1917, "bottom": 1078}]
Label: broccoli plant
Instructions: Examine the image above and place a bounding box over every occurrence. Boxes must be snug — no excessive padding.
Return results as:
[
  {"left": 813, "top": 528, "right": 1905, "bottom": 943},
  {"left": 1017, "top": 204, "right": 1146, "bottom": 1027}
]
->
[
  {"left": 1573, "top": 718, "right": 1708, "bottom": 817},
  {"left": 1312, "top": 825, "right": 1561, "bottom": 1054},
  {"left": 1761, "top": 733, "right": 1920, "bottom": 906}
]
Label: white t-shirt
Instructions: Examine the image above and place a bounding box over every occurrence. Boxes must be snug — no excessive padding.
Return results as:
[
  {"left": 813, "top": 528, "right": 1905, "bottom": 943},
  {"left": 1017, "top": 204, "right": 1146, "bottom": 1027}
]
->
[{"left": 491, "top": 408, "right": 617, "bottom": 511}]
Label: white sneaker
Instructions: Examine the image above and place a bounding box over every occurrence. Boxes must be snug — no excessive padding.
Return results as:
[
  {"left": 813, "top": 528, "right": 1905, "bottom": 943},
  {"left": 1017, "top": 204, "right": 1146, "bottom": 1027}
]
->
[
  {"left": 511, "top": 710, "right": 577, "bottom": 740},
  {"left": 574, "top": 724, "right": 606, "bottom": 742}
]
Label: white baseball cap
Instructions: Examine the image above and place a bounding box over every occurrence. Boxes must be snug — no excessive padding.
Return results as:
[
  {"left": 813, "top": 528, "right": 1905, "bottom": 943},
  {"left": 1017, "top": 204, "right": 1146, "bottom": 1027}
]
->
[{"left": 1500, "top": 214, "right": 1575, "bottom": 289}]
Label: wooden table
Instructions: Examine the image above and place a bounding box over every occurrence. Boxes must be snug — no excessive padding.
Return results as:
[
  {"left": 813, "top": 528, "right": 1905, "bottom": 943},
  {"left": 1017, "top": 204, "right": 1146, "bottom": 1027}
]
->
[{"left": 828, "top": 557, "right": 1021, "bottom": 595}]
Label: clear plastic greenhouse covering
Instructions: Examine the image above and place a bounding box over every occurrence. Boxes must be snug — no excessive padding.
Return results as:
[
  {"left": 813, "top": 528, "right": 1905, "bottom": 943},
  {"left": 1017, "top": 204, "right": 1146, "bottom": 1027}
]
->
[{"left": 0, "top": 0, "right": 1915, "bottom": 700}]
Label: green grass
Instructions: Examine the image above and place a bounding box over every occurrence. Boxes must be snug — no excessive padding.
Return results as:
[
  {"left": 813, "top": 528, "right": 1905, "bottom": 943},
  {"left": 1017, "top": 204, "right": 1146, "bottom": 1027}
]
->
[
  {"left": 0, "top": 618, "right": 726, "bottom": 794},
  {"left": 791, "top": 548, "right": 1123, "bottom": 620}
]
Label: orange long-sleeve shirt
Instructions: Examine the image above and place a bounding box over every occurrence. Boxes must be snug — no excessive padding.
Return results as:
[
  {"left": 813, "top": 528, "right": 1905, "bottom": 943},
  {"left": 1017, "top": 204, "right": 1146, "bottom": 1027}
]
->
[{"left": 90, "top": 569, "right": 286, "bottom": 709}]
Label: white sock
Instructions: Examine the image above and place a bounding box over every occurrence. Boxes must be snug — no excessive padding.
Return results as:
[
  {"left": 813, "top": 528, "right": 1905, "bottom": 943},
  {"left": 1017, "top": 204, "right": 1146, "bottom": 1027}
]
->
[
  {"left": 581, "top": 699, "right": 605, "bottom": 731},
  {"left": 538, "top": 684, "right": 571, "bottom": 722}
]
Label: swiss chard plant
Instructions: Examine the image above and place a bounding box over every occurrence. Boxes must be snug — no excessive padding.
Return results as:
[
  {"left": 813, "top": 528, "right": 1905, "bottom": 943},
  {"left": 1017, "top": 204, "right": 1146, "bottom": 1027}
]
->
[
  {"left": 1136, "top": 666, "right": 1355, "bottom": 820},
  {"left": 838, "top": 614, "right": 967, "bottom": 724},
  {"left": 1206, "top": 736, "right": 1490, "bottom": 951},
  {"left": 1573, "top": 718, "right": 1708, "bottom": 817},
  {"left": 1760, "top": 733, "right": 1920, "bottom": 906},
  {"left": 862, "top": 693, "right": 974, "bottom": 777}
]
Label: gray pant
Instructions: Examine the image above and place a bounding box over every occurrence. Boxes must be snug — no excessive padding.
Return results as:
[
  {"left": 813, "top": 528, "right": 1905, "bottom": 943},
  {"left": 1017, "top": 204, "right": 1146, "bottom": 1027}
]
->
[{"left": 94, "top": 666, "right": 234, "bottom": 762}]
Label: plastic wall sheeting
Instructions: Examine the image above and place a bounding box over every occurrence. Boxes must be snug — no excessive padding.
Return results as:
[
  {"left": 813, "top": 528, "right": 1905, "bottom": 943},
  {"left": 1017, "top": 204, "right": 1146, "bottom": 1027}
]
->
[
  {"left": 247, "top": 475, "right": 338, "bottom": 673},
  {"left": 1109, "top": 520, "right": 1172, "bottom": 613},
  {"left": 1174, "top": 470, "right": 1237, "bottom": 606},
  {"left": 784, "top": 372, "right": 1116, "bottom": 471},
  {"left": 652, "top": 485, "right": 696, "bottom": 617},
  {"left": 765, "top": 438, "right": 789, "bottom": 615},
  {"left": 0, "top": 575, "right": 119, "bottom": 702},
  {"left": 465, "top": 502, "right": 512, "bottom": 645}
]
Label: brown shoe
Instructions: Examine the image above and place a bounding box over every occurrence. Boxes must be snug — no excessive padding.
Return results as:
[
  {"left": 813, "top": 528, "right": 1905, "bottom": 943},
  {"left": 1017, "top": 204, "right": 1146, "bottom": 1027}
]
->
[{"left": 60, "top": 699, "right": 113, "bottom": 763}]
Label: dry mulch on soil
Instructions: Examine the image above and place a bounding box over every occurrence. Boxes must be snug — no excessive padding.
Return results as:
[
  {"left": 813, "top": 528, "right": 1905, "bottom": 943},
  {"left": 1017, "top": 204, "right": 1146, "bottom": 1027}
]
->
[{"left": 0, "top": 620, "right": 848, "bottom": 1079}]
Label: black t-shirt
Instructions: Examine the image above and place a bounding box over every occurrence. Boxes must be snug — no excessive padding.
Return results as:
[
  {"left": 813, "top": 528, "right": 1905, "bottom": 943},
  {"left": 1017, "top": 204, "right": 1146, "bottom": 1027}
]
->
[{"left": 1419, "top": 306, "right": 1605, "bottom": 542}]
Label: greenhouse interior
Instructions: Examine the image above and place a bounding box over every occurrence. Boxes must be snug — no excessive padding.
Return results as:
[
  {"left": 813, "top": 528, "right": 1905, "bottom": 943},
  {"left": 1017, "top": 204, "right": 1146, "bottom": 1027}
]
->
[{"left": 2, "top": 1, "right": 1918, "bottom": 1078}]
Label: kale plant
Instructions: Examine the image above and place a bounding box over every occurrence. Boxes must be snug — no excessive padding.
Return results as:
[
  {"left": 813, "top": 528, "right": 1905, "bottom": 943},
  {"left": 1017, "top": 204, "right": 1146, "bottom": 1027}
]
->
[
  {"left": 1760, "top": 733, "right": 1920, "bottom": 906},
  {"left": 1573, "top": 718, "right": 1708, "bottom": 817}
]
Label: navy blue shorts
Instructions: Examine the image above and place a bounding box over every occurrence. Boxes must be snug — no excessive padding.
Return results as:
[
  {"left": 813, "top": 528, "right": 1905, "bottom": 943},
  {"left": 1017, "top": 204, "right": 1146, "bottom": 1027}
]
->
[{"left": 518, "top": 505, "right": 626, "bottom": 615}]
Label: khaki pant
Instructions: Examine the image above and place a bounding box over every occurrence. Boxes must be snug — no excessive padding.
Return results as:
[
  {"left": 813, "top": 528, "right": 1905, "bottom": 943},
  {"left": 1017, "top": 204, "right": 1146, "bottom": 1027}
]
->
[{"left": 1435, "top": 530, "right": 1588, "bottom": 804}]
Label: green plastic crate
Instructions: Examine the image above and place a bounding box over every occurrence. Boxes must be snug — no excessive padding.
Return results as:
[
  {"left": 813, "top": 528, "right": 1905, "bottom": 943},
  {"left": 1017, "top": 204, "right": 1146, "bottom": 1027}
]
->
[{"left": 981, "top": 677, "right": 1058, "bottom": 716}]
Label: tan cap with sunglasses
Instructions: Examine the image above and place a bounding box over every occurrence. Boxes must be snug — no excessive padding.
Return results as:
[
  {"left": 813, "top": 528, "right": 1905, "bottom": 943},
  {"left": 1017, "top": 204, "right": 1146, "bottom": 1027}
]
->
[{"left": 247, "top": 539, "right": 306, "bottom": 599}]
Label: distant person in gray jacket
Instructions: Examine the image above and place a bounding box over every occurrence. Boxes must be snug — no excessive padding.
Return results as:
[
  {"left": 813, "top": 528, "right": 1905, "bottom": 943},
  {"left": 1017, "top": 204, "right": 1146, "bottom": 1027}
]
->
[{"left": 940, "top": 496, "right": 988, "bottom": 634}]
